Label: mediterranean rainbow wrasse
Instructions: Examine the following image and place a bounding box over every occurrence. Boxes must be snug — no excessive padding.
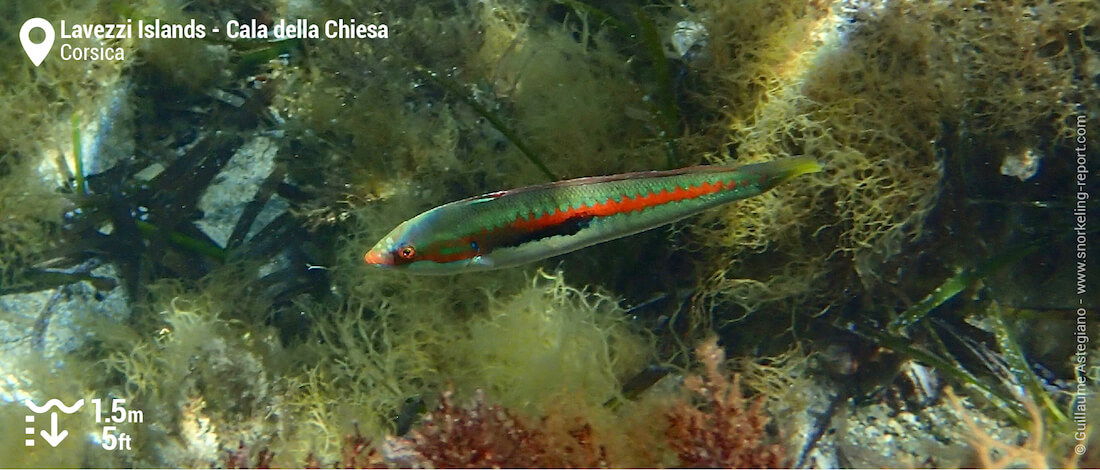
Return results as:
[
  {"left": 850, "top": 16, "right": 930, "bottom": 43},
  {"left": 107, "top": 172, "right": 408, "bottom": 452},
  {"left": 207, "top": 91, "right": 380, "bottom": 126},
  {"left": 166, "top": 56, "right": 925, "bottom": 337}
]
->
[{"left": 365, "top": 156, "right": 822, "bottom": 274}]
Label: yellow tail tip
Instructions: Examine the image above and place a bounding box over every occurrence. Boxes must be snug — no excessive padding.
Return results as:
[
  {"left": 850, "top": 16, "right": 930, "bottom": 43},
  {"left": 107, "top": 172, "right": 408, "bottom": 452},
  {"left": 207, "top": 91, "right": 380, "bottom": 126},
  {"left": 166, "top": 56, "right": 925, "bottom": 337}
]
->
[
  {"left": 778, "top": 156, "right": 824, "bottom": 177},
  {"left": 741, "top": 156, "right": 823, "bottom": 184}
]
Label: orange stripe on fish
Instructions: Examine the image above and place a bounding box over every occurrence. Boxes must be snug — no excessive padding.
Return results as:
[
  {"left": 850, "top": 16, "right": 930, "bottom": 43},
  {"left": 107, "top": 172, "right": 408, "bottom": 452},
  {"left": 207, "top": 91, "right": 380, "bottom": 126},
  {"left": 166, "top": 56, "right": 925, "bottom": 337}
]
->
[{"left": 365, "top": 156, "right": 821, "bottom": 274}]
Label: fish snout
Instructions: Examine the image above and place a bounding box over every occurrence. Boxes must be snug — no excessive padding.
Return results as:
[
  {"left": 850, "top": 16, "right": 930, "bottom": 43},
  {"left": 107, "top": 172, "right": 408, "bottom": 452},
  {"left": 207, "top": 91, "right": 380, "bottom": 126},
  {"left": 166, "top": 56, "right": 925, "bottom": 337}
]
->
[{"left": 364, "top": 247, "right": 395, "bottom": 266}]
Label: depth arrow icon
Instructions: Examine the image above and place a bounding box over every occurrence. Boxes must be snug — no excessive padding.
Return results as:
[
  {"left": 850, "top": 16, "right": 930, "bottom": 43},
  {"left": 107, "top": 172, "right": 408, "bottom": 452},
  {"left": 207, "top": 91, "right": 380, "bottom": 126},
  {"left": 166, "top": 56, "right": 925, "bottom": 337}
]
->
[{"left": 40, "top": 412, "right": 68, "bottom": 447}]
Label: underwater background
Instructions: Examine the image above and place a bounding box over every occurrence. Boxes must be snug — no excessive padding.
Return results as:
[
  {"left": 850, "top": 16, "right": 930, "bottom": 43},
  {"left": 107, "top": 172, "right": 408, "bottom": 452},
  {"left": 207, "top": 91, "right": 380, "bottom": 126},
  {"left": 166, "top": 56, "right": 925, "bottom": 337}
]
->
[{"left": 1, "top": 0, "right": 1098, "bottom": 467}]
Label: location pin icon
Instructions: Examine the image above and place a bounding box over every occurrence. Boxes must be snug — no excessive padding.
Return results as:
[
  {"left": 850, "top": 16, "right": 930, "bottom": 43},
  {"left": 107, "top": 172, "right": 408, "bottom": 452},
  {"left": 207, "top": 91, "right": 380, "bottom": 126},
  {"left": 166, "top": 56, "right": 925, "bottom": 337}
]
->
[{"left": 20, "top": 18, "right": 55, "bottom": 67}]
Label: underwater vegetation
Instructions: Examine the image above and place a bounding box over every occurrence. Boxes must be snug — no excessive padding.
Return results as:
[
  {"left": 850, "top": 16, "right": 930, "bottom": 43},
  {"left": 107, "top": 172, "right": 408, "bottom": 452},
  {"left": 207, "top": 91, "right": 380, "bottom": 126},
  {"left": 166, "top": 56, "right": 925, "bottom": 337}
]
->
[
  {"left": 688, "top": 0, "right": 1098, "bottom": 321},
  {"left": 0, "top": 0, "right": 1097, "bottom": 468},
  {"left": 221, "top": 336, "right": 785, "bottom": 468}
]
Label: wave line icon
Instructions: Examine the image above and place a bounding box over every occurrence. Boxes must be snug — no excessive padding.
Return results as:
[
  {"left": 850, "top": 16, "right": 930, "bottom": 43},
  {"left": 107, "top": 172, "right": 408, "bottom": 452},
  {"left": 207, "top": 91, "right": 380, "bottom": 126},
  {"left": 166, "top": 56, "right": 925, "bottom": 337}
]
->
[{"left": 25, "top": 398, "right": 84, "bottom": 414}]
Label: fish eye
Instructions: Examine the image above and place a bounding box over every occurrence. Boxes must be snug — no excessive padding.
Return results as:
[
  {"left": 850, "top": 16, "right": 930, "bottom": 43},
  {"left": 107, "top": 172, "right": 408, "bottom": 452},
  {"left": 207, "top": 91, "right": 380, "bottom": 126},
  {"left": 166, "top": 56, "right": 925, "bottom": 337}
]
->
[{"left": 398, "top": 245, "right": 416, "bottom": 259}]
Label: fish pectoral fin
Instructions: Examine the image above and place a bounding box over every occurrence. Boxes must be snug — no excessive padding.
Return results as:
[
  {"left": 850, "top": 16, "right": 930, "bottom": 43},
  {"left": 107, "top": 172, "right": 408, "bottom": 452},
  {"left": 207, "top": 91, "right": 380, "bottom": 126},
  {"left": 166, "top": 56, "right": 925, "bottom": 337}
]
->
[{"left": 469, "top": 255, "right": 494, "bottom": 268}]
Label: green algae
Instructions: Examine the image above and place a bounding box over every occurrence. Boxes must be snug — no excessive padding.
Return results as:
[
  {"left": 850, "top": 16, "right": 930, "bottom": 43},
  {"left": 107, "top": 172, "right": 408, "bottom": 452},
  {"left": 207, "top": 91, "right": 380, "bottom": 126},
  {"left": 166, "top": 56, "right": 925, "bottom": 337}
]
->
[
  {"left": 1, "top": 0, "right": 1097, "bottom": 467},
  {"left": 412, "top": 63, "right": 558, "bottom": 181}
]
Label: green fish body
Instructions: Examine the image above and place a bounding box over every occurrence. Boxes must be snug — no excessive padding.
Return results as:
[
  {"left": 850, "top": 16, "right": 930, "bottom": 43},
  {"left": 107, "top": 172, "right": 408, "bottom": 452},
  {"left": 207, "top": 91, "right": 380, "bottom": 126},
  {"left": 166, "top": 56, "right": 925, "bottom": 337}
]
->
[{"left": 365, "top": 156, "right": 821, "bottom": 274}]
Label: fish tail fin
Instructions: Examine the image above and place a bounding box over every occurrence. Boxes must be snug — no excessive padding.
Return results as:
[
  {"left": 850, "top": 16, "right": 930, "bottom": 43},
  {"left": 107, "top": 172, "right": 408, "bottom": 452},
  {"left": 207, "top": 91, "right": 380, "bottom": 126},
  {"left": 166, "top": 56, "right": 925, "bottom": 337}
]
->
[
  {"left": 769, "top": 155, "right": 824, "bottom": 180},
  {"left": 738, "top": 156, "right": 823, "bottom": 188}
]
